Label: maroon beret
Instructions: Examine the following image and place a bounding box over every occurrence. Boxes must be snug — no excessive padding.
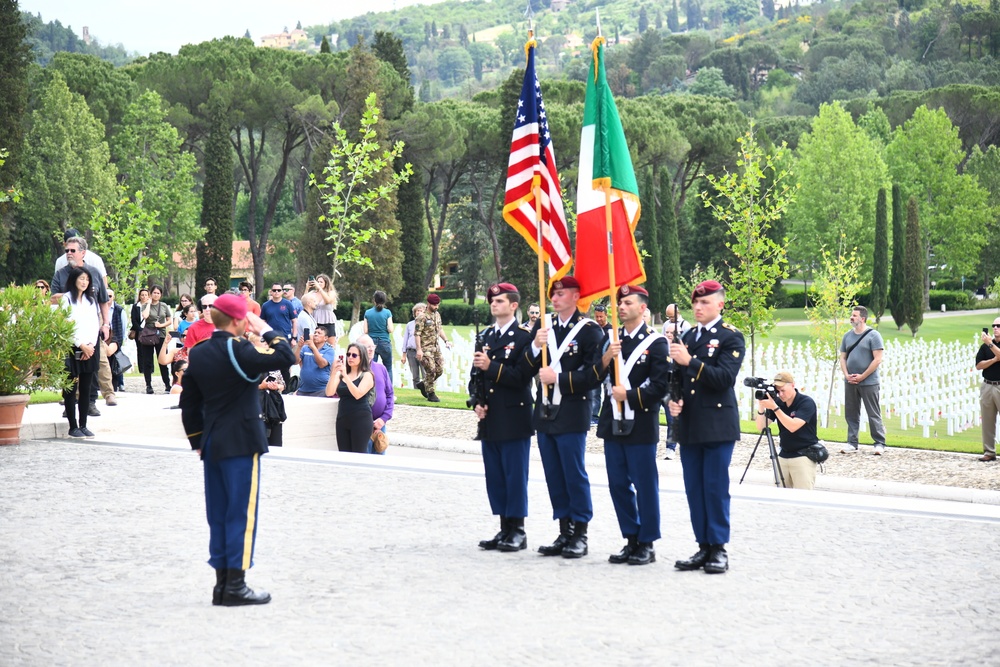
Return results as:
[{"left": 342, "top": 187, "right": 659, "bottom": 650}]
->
[
  {"left": 548, "top": 276, "right": 580, "bottom": 297},
  {"left": 691, "top": 280, "right": 724, "bottom": 301},
  {"left": 214, "top": 293, "right": 248, "bottom": 320},
  {"left": 616, "top": 284, "right": 648, "bottom": 301},
  {"left": 487, "top": 282, "right": 519, "bottom": 302},
  {"left": 426, "top": 293, "right": 441, "bottom": 305}
]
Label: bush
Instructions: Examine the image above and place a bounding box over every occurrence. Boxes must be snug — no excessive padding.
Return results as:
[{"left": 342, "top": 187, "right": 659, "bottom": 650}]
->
[
  {"left": 928, "top": 290, "right": 972, "bottom": 311},
  {"left": 335, "top": 300, "right": 487, "bottom": 326}
]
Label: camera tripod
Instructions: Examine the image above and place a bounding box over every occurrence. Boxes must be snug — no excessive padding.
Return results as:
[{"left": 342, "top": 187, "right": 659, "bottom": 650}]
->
[{"left": 739, "top": 417, "right": 786, "bottom": 488}]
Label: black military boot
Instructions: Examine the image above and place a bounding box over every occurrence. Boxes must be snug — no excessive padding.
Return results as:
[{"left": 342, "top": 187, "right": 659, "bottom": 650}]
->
[
  {"left": 608, "top": 535, "right": 638, "bottom": 564},
  {"left": 538, "top": 517, "right": 574, "bottom": 556},
  {"left": 628, "top": 542, "right": 656, "bottom": 566},
  {"left": 497, "top": 517, "right": 527, "bottom": 552},
  {"left": 220, "top": 570, "right": 271, "bottom": 606},
  {"left": 674, "top": 543, "right": 712, "bottom": 571},
  {"left": 561, "top": 521, "right": 589, "bottom": 559},
  {"left": 212, "top": 569, "right": 227, "bottom": 606},
  {"left": 703, "top": 544, "right": 729, "bottom": 574},
  {"left": 479, "top": 517, "right": 509, "bottom": 550}
]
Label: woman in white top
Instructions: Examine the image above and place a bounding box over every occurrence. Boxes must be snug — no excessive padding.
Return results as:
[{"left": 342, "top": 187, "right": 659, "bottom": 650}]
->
[
  {"left": 308, "top": 273, "right": 339, "bottom": 333},
  {"left": 61, "top": 266, "right": 101, "bottom": 439}
]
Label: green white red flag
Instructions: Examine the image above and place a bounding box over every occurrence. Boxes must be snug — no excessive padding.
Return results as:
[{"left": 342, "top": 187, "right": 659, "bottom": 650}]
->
[{"left": 574, "top": 36, "right": 644, "bottom": 308}]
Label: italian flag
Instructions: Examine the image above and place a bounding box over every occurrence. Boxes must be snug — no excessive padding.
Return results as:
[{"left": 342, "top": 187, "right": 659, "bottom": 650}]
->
[{"left": 574, "top": 36, "right": 645, "bottom": 308}]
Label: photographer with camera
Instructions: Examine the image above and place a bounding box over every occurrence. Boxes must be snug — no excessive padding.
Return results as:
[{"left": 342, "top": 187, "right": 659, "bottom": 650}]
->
[{"left": 753, "top": 371, "right": 819, "bottom": 490}]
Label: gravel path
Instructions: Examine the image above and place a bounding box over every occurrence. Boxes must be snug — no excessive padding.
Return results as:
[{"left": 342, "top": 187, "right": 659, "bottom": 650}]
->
[{"left": 386, "top": 404, "right": 1000, "bottom": 492}]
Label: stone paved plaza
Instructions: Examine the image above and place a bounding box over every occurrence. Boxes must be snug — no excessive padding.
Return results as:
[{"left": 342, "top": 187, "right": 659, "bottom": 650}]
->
[{"left": 2, "top": 437, "right": 999, "bottom": 666}]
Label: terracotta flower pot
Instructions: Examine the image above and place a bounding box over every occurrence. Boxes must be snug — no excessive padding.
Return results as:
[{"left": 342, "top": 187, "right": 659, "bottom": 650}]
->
[{"left": 0, "top": 394, "right": 31, "bottom": 445}]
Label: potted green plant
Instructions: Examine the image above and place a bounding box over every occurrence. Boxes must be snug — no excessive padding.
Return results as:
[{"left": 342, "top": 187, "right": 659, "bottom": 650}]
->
[{"left": 0, "top": 284, "right": 75, "bottom": 444}]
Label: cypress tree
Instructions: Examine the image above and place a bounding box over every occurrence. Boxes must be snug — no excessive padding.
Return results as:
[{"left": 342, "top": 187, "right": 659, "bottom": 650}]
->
[
  {"left": 888, "top": 184, "right": 906, "bottom": 330},
  {"left": 320, "top": 35, "right": 331, "bottom": 53},
  {"left": 903, "top": 196, "right": 923, "bottom": 336},
  {"left": 660, "top": 170, "right": 681, "bottom": 307},
  {"left": 870, "top": 187, "right": 889, "bottom": 325},
  {"left": 196, "top": 108, "right": 235, "bottom": 295},
  {"left": 396, "top": 148, "right": 427, "bottom": 305},
  {"left": 637, "top": 168, "right": 662, "bottom": 313}
]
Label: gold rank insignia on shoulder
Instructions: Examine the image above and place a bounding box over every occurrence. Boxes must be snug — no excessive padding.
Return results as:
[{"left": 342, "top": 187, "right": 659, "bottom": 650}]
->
[
  {"left": 722, "top": 322, "right": 740, "bottom": 332},
  {"left": 255, "top": 346, "right": 276, "bottom": 355},
  {"left": 733, "top": 350, "right": 740, "bottom": 357}
]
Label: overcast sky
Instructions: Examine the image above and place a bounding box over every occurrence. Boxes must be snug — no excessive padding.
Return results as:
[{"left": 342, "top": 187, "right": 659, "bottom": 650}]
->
[{"left": 19, "top": 0, "right": 441, "bottom": 55}]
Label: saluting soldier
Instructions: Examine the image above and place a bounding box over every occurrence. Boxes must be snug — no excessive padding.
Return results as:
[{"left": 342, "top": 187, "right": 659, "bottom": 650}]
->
[
  {"left": 471, "top": 283, "right": 535, "bottom": 552},
  {"left": 415, "top": 293, "right": 451, "bottom": 402},
  {"left": 667, "top": 280, "right": 746, "bottom": 574},
  {"left": 180, "top": 294, "right": 296, "bottom": 606},
  {"left": 521, "top": 276, "right": 605, "bottom": 559},
  {"left": 597, "top": 285, "right": 670, "bottom": 566}
]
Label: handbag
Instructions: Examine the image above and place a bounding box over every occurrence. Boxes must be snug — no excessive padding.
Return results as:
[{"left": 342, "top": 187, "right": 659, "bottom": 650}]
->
[
  {"left": 371, "top": 428, "right": 389, "bottom": 453},
  {"left": 138, "top": 326, "right": 161, "bottom": 347},
  {"left": 128, "top": 329, "right": 136, "bottom": 341},
  {"left": 110, "top": 349, "right": 133, "bottom": 375}
]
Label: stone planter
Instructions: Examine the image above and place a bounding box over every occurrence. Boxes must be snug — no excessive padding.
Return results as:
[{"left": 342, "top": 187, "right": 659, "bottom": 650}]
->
[{"left": 0, "top": 394, "right": 31, "bottom": 445}]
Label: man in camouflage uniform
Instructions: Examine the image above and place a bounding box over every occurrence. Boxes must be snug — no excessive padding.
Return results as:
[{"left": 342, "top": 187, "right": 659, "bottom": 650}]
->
[{"left": 415, "top": 293, "right": 451, "bottom": 402}]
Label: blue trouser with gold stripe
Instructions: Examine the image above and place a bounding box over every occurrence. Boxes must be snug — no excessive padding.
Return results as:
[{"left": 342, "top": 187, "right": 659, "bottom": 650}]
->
[
  {"left": 679, "top": 440, "right": 734, "bottom": 545},
  {"left": 203, "top": 442, "right": 262, "bottom": 570},
  {"left": 604, "top": 440, "right": 661, "bottom": 543},
  {"left": 482, "top": 437, "right": 530, "bottom": 518},
  {"left": 537, "top": 431, "right": 593, "bottom": 522}
]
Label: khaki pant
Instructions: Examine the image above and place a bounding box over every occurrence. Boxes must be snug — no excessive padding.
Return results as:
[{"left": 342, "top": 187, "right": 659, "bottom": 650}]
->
[
  {"left": 97, "top": 339, "right": 115, "bottom": 401},
  {"left": 778, "top": 455, "right": 817, "bottom": 490},
  {"left": 419, "top": 347, "right": 443, "bottom": 395},
  {"left": 980, "top": 383, "right": 1000, "bottom": 456}
]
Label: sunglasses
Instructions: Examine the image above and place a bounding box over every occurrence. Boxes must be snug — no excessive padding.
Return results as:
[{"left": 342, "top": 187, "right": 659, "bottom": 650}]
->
[
  {"left": 993, "top": 324, "right": 1000, "bottom": 328},
  {"left": 282, "top": 287, "right": 293, "bottom": 291},
  {"left": 270, "top": 288, "right": 282, "bottom": 292},
  {"left": 346, "top": 352, "right": 360, "bottom": 359},
  {"left": 35, "top": 284, "right": 46, "bottom": 289},
  {"left": 64, "top": 248, "right": 78, "bottom": 254}
]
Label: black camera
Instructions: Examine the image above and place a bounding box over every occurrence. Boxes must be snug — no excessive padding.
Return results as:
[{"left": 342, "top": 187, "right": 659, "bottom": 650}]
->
[{"left": 743, "top": 376, "right": 779, "bottom": 402}]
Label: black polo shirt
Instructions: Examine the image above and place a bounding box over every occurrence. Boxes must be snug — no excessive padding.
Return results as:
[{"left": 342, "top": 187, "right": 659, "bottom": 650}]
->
[
  {"left": 772, "top": 389, "right": 819, "bottom": 457},
  {"left": 977, "top": 343, "right": 1000, "bottom": 382}
]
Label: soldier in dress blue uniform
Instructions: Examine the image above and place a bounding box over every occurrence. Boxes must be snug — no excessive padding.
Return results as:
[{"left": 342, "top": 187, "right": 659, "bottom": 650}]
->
[
  {"left": 180, "top": 293, "right": 296, "bottom": 606},
  {"left": 666, "top": 280, "right": 746, "bottom": 574},
  {"left": 471, "top": 283, "right": 536, "bottom": 552},
  {"left": 520, "top": 276, "right": 605, "bottom": 559},
  {"left": 597, "top": 285, "right": 670, "bottom": 566}
]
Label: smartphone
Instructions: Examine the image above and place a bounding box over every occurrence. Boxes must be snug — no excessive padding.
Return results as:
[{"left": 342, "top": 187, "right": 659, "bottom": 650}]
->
[
  {"left": 338, "top": 353, "right": 345, "bottom": 364},
  {"left": 985, "top": 327, "right": 990, "bottom": 335},
  {"left": 309, "top": 275, "right": 316, "bottom": 282},
  {"left": 74, "top": 350, "right": 84, "bottom": 360},
  {"left": 303, "top": 327, "right": 311, "bottom": 340}
]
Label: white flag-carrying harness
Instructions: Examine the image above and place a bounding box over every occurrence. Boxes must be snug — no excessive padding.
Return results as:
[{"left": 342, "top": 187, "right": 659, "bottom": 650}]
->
[
  {"left": 606, "top": 331, "right": 663, "bottom": 421},
  {"left": 542, "top": 315, "right": 594, "bottom": 409}
]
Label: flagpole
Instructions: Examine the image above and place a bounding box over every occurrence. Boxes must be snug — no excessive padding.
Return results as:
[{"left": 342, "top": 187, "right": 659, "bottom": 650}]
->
[
  {"left": 604, "top": 184, "right": 625, "bottom": 421},
  {"left": 524, "top": 27, "right": 550, "bottom": 379}
]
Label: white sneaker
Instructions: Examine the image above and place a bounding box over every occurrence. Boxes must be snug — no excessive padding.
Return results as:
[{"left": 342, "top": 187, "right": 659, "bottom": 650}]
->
[
  {"left": 873, "top": 444, "right": 886, "bottom": 456},
  {"left": 840, "top": 444, "right": 859, "bottom": 454}
]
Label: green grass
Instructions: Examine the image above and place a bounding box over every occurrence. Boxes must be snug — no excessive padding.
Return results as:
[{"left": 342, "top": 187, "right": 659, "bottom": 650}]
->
[
  {"left": 29, "top": 390, "right": 62, "bottom": 404},
  {"left": 766, "top": 313, "right": 991, "bottom": 346}
]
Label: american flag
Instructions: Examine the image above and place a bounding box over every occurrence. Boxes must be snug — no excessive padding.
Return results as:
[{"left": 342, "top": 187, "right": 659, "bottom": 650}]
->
[{"left": 501, "top": 40, "right": 572, "bottom": 280}]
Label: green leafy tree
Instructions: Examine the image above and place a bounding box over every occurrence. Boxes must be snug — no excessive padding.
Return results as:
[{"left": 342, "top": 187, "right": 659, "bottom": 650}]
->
[
  {"left": 903, "top": 196, "right": 924, "bottom": 336},
  {"left": 20, "top": 71, "right": 116, "bottom": 242},
  {"left": 45, "top": 52, "right": 136, "bottom": 140},
  {"left": 888, "top": 184, "right": 907, "bottom": 331},
  {"left": 806, "top": 244, "right": 868, "bottom": 425},
  {"left": 310, "top": 92, "right": 411, "bottom": 289},
  {"left": 786, "top": 102, "right": 887, "bottom": 278},
  {"left": 699, "top": 121, "right": 798, "bottom": 381},
  {"left": 687, "top": 67, "right": 737, "bottom": 99},
  {"left": 196, "top": 108, "right": 234, "bottom": 296},
  {"left": 886, "top": 105, "right": 992, "bottom": 307},
  {"left": 870, "top": 188, "right": 889, "bottom": 325},
  {"left": 967, "top": 145, "right": 1000, "bottom": 281},
  {"left": 112, "top": 90, "right": 200, "bottom": 291},
  {"left": 89, "top": 188, "right": 165, "bottom": 299},
  {"left": 0, "top": 0, "right": 30, "bottom": 260}
]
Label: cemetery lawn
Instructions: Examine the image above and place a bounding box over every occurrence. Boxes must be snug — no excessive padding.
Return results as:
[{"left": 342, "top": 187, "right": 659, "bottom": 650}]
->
[{"left": 395, "top": 389, "right": 982, "bottom": 454}]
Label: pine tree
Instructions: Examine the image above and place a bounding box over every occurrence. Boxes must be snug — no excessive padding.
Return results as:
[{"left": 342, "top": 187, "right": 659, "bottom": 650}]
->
[
  {"left": 903, "top": 196, "right": 923, "bottom": 336},
  {"left": 888, "top": 184, "right": 906, "bottom": 330},
  {"left": 660, "top": 169, "right": 681, "bottom": 306},
  {"left": 196, "top": 108, "right": 234, "bottom": 296},
  {"left": 870, "top": 187, "right": 889, "bottom": 325}
]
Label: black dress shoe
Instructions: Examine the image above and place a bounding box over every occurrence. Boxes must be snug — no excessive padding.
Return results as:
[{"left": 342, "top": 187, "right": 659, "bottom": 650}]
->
[
  {"left": 416, "top": 381, "right": 427, "bottom": 398},
  {"left": 426, "top": 393, "right": 441, "bottom": 402},
  {"left": 497, "top": 517, "right": 527, "bottom": 552},
  {"left": 479, "top": 517, "right": 508, "bottom": 550},
  {"left": 221, "top": 570, "right": 271, "bottom": 606},
  {"left": 538, "top": 517, "right": 574, "bottom": 556},
  {"left": 609, "top": 535, "right": 638, "bottom": 564},
  {"left": 146, "top": 385, "right": 154, "bottom": 395},
  {"left": 703, "top": 545, "right": 728, "bottom": 574},
  {"left": 628, "top": 542, "right": 656, "bottom": 565},
  {"left": 212, "top": 569, "right": 227, "bottom": 605},
  {"left": 675, "top": 544, "right": 711, "bottom": 571},
  {"left": 561, "top": 521, "right": 588, "bottom": 559}
]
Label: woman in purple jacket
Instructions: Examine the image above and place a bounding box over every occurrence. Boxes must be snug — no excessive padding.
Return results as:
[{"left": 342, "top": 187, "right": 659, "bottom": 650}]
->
[{"left": 357, "top": 334, "right": 394, "bottom": 455}]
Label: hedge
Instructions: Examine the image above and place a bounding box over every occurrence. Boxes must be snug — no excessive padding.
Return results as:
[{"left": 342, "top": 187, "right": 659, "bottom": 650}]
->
[{"left": 333, "top": 299, "right": 489, "bottom": 327}]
